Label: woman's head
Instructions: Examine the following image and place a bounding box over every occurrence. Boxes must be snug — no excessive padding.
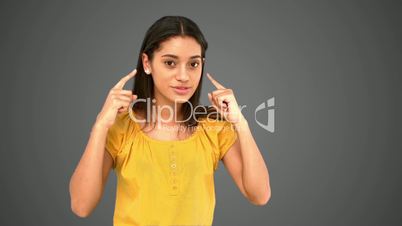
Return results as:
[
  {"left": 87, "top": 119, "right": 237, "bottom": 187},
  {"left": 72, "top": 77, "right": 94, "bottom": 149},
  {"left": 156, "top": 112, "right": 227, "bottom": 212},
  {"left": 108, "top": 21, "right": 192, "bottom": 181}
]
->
[
  {"left": 132, "top": 16, "right": 209, "bottom": 127},
  {"left": 142, "top": 35, "right": 203, "bottom": 105}
]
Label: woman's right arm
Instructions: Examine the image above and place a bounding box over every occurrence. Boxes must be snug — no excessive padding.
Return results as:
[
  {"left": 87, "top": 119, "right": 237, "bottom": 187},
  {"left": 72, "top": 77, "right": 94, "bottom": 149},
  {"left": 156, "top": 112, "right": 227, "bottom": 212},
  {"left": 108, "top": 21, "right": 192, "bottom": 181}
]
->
[
  {"left": 69, "top": 68, "right": 137, "bottom": 218},
  {"left": 69, "top": 123, "right": 113, "bottom": 218}
]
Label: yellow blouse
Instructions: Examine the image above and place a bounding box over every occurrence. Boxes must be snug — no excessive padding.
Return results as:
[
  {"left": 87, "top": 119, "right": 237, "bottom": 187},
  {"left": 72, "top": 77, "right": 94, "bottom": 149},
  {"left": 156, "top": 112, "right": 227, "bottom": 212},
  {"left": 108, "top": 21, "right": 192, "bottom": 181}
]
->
[{"left": 105, "top": 110, "right": 238, "bottom": 226}]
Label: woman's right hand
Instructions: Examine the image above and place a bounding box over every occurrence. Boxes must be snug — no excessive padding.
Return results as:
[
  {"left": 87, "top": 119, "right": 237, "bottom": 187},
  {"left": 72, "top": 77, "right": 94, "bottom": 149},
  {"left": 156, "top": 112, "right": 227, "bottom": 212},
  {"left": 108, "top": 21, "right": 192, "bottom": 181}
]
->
[{"left": 95, "top": 68, "right": 138, "bottom": 129}]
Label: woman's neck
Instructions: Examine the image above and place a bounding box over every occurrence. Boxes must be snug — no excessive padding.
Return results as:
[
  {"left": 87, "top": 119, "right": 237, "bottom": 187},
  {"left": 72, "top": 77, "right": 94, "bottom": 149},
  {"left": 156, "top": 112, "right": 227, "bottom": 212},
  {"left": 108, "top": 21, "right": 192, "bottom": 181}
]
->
[{"left": 153, "top": 96, "right": 184, "bottom": 126}]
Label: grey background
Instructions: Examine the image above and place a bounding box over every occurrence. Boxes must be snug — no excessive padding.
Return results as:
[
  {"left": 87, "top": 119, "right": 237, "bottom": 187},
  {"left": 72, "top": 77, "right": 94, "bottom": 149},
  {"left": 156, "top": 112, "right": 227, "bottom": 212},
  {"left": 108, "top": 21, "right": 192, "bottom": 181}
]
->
[{"left": 1, "top": 0, "right": 401, "bottom": 225}]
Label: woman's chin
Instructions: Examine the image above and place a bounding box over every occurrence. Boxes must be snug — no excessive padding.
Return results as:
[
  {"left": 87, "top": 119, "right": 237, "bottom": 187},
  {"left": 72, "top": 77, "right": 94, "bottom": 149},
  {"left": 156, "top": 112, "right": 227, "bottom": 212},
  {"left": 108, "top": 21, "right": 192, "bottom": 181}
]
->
[
  {"left": 171, "top": 91, "right": 193, "bottom": 103},
  {"left": 173, "top": 97, "right": 190, "bottom": 104}
]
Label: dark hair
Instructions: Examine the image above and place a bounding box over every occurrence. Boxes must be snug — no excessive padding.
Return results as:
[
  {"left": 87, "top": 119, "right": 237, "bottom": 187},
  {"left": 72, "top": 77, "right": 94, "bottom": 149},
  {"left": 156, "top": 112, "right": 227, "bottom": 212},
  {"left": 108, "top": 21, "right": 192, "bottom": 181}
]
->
[{"left": 131, "top": 16, "right": 222, "bottom": 133}]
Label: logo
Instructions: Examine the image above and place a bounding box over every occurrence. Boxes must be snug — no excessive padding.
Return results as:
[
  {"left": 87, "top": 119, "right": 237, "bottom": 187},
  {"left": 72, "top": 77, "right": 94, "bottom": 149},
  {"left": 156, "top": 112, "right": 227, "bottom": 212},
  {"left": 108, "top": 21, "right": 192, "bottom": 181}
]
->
[
  {"left": 127, "top": 97, "right": 275, "bottom": 133},
  {"left": 255, "top": 97, "right": 275, "bottom": 133}
]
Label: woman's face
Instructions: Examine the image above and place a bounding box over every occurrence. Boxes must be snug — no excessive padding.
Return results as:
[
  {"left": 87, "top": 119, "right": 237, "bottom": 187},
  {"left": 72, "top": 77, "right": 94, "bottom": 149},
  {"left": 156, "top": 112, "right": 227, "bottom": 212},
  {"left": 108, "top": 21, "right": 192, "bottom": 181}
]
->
[{"left": 142, "top": 36, "right": 203, "bottom": 105}]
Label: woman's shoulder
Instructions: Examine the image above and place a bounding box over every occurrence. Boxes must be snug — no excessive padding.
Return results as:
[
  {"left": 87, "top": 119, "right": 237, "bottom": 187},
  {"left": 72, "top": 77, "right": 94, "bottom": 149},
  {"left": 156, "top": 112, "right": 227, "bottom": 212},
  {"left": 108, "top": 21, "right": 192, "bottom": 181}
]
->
[
  {"left": 110, "top": 110, "right": 140, "bottom": 136},
  {"left": 195, "top": 106, "right": 228, "bottom": 126},
  {"left": 114, "top": 110, "right": 132, "bottom": 127}
]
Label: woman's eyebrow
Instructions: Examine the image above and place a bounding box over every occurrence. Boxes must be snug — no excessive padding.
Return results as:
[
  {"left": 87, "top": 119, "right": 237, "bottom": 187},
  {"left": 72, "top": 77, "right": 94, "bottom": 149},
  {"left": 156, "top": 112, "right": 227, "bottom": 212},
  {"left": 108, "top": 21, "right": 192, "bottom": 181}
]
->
[{"left": 161, "top": 54, "right": 201, "bottom": 59}]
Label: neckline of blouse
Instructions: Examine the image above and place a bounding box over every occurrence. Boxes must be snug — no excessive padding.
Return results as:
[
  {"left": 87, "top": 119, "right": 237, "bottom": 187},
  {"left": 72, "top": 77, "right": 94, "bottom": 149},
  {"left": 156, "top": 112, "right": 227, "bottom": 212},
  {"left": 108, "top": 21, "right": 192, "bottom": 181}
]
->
[{"left": 128, "top": 108, "right": 203, "bottom": 144}]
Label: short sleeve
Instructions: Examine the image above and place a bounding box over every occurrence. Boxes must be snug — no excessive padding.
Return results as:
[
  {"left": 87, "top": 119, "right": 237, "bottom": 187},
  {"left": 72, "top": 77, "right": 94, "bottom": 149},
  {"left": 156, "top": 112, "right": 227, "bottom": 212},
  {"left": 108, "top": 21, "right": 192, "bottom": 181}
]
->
[
  {"left": 211, "top": 120, "right": 238, "bottom": 170},
  {"left": 217, "top": 120, "right": 238, "bottom": 160},
  {"left": 105, "top": 112, "right": 129, "bottom": 169}
]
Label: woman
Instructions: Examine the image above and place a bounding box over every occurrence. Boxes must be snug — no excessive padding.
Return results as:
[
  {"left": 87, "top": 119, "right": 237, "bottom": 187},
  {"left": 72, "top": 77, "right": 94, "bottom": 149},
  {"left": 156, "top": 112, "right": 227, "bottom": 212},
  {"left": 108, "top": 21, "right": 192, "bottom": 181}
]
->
[{"left": 69, "top": 15, "right": 271, "bottom": 226}]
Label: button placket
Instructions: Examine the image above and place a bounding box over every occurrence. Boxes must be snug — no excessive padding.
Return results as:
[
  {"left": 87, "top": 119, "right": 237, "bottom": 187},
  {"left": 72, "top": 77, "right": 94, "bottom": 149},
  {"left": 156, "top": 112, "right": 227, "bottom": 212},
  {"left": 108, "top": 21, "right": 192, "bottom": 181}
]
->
[{"left": 168, "top": 144, "right": 179, "bottom": 195}]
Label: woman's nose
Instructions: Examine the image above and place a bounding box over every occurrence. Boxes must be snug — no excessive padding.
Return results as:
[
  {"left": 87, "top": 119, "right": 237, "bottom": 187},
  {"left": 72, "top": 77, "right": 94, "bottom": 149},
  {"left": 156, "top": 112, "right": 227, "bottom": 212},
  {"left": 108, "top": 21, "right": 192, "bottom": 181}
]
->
[{"left": 175, "top": 66, "right": 189, "bottom": 82}]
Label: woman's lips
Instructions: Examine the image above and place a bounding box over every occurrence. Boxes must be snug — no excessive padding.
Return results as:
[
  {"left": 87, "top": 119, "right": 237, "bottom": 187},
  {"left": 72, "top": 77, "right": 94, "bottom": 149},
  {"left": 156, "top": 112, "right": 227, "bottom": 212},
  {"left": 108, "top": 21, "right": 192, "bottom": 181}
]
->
[{"left": 172, "top": 86, "right": 191, "bottom": 95}]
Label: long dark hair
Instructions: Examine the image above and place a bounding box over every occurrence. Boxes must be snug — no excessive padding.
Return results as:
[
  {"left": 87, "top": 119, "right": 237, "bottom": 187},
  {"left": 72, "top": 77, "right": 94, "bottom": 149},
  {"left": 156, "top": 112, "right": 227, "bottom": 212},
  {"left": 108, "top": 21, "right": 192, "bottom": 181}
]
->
[{"left": 131, "top": 16, "right": 222, "bottom": 133}]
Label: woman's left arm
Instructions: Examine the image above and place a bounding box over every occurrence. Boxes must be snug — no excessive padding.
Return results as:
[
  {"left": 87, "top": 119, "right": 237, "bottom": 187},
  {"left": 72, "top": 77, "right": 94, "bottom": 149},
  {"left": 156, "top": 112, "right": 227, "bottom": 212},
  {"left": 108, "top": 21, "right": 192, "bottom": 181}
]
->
[
  {"left": 227, "top": 116, "right": 271, "bottom": 205},
  {"left": 206, "top": 72, "right": 271, "bottom": 206}
]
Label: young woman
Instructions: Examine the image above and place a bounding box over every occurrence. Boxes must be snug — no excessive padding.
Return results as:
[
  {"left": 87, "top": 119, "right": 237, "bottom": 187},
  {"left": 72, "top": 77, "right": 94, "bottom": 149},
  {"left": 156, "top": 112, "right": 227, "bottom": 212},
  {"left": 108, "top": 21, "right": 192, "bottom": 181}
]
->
[{"left": 69, "top": 16, "right": 271, "bottom": 226}]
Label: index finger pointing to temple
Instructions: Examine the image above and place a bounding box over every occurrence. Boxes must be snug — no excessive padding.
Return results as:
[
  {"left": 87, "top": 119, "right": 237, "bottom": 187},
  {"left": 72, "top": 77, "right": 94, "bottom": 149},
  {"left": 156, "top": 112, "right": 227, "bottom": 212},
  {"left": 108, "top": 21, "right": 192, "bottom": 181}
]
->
[
  {"left": 114, "top": 68, "right": 137, "bottom": 89},
  {"left": 206, "top": 72, "right": 226, "bottom": 89}
]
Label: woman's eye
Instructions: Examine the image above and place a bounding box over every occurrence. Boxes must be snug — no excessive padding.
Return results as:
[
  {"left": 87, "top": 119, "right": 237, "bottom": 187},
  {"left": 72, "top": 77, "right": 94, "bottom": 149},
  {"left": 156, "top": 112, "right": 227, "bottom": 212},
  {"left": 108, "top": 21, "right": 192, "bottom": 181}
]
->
[
  {"left": 164, "top": 61, "right": 176, "bottom": 67},
  {"left": 190, "top": 62, "right": 199, "bottom": 68}
]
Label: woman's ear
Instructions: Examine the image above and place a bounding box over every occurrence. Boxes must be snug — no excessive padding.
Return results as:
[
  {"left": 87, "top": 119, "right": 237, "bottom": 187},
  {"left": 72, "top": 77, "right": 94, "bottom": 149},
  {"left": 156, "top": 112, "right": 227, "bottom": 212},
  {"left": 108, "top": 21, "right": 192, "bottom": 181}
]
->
[{"left": 142, "top": 53, "right": 152, "bottom": 75}]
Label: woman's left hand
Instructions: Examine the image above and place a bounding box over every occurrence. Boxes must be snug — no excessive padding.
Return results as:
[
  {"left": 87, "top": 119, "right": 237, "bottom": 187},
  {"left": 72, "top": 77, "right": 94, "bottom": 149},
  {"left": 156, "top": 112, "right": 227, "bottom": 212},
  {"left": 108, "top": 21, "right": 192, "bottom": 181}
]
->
[{"left": 206, "top": 72, "right": 246, "bottom": 125}]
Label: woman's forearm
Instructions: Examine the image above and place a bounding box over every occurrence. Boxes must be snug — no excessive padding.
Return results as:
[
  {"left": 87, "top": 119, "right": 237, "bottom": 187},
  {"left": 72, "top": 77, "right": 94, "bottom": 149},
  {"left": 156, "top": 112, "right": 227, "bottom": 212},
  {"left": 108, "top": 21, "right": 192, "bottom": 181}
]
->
[
  {"left": 69, "top": 122, "right": 109, "bottom": 217},
  {"left": 234, "top": 117, "right": 271, "bottom": 205}
]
